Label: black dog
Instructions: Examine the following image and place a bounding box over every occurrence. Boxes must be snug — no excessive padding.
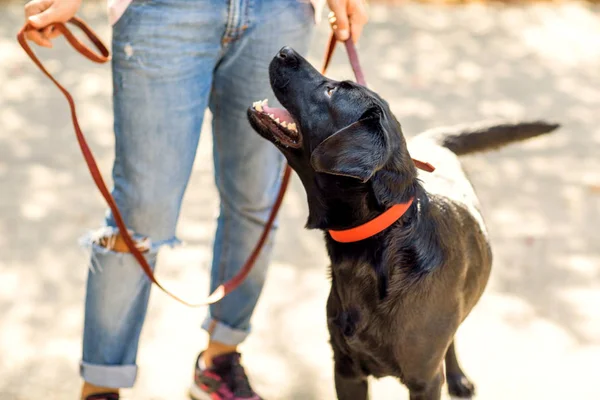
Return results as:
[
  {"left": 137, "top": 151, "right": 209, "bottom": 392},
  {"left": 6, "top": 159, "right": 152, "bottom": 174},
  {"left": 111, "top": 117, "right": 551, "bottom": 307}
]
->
[{"left": 248, "top": 47, "right": 558, "bottom": 400}]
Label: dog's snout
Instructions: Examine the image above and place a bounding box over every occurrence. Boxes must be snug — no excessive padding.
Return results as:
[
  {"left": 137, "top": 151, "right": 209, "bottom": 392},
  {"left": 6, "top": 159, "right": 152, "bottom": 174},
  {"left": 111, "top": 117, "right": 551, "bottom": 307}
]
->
[
  {"left": 277, "top": 46, "right": 298, "bottom": 63},
  {"left": 277, "top": 46, "right": 293, "bottom": 59}
]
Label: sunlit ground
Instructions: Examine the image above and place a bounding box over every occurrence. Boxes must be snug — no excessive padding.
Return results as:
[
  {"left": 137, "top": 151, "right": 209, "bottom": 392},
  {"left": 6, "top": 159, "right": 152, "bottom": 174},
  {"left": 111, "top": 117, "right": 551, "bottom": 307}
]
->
[{"left": 1, "top": 1, "right": 599, "bottom": 399}]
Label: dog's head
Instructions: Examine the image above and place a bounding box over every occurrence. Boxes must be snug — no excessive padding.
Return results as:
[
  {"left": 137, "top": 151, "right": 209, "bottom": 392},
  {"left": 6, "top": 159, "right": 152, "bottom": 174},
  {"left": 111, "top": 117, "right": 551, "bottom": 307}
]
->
[{"left": 248, "top": 47, "right": 418, "bottom": 229}]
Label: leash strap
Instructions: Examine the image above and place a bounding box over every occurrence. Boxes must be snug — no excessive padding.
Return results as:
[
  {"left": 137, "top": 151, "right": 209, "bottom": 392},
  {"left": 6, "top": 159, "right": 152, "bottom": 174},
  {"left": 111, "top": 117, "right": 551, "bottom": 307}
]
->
[
  {"left": 17, "top": 17, "right": 289, "bottom": 306},
  {"left": 322, "top": 33, "right": 367, "bottom": 86}
]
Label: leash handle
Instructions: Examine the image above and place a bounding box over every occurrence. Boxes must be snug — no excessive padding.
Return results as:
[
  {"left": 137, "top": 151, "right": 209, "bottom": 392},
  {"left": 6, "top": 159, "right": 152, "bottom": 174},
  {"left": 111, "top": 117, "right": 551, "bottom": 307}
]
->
[{"left": 18, "top": 18, "right": 110, "bottom": 65}]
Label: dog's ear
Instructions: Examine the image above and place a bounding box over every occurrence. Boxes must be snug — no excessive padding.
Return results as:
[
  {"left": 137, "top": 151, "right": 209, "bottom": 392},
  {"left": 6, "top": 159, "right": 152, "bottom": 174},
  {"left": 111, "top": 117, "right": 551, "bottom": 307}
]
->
[{"left": 310, "top": 109, "right": 389, "bottom": 182}]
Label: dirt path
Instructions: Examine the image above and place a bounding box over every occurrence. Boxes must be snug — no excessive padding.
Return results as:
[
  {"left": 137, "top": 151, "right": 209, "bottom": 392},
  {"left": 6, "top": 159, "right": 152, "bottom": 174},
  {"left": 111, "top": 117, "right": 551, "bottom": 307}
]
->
[{"left": 1, "top": 2, "right": 599, "bottom": 399}]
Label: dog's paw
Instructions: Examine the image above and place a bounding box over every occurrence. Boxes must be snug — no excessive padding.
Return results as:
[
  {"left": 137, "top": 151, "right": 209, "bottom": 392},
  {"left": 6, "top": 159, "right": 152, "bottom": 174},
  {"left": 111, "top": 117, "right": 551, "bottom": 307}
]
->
[{"left": 447, "top": 373, "right": 475, "bottom": 398}]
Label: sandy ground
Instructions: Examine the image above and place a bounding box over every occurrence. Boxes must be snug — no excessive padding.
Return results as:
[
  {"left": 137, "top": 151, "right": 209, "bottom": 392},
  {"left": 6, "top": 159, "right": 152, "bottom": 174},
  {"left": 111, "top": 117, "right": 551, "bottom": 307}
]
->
[{"left": 1, "top": 1, "right": 600, "bottom": 399}]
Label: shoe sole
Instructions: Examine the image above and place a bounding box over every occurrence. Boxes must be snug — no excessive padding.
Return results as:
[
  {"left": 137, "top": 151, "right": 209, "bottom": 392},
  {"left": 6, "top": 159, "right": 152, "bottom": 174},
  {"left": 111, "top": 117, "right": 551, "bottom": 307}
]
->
[{"left": 189, "top": 382, "right": 217, "bottom": 400}]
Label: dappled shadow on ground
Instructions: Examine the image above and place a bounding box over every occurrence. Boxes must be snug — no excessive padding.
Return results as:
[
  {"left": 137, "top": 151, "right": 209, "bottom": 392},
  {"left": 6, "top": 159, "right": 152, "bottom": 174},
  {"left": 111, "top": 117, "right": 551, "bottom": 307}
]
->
[{"left": 1, "top": 2, "right": 599, "bottom": 399}]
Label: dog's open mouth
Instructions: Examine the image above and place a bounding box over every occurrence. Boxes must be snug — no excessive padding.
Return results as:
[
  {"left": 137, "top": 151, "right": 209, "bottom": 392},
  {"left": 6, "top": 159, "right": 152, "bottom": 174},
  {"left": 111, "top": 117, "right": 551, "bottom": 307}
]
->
[{"left": 249, "top": 99, "right": 302, "bottom": 148}]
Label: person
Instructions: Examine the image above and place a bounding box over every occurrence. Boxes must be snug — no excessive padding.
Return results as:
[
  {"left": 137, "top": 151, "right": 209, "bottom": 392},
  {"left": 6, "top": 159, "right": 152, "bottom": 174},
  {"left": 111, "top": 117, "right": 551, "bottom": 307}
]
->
[{"left": 23, "top": 0, "right": 368, "bottom": 399}]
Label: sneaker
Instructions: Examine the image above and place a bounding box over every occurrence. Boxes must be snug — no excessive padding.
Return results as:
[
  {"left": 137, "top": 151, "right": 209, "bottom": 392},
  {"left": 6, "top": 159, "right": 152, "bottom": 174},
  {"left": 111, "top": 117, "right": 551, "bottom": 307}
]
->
[
  {"left": 189, "top": 352, "right": 262, "bottom": 400},
  {"left": 85, "top": 394, "right": 119, "bottom": 400}
]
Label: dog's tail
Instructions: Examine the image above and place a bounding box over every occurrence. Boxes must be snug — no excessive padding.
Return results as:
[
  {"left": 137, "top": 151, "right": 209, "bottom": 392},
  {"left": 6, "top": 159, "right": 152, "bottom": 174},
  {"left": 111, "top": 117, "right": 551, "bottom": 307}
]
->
[{"left": 418, "top": 121, "right": 559, "bottom": 156}]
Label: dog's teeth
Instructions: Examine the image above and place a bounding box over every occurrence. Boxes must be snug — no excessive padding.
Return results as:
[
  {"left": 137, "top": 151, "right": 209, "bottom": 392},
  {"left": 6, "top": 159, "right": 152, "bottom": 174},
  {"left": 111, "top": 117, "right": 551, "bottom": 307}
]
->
[
  {"left": 281, "top": 121, "right": 288, "bottom": 127},
  {"left": 275, "top": 118, "right": 280, "bottom": 124},
  {"left": 288, "top": 123, "right": 297, "bottom": 131},
  {"left": 269, "top": 113, "right": 275, "bottom": 119},
  {"left": 262, "top": 99, "right": 268, "bottom": 105},
  {"left": 252, "top": 101, "right": 264, "bottom": 112}
]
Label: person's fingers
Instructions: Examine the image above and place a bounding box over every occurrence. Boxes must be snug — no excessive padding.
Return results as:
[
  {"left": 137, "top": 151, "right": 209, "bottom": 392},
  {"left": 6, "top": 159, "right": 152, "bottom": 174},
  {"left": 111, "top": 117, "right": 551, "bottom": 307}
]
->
[
  {"left": 349, "top": 1, "right": 368, "bottom": 43},
  {"left": 328, "top": 1, "right": 350, "bottom": 41},
  {"left": 23, "top": 0, "right": 79, "bottom": 46},
  {"left": 24, "top": 0, "right": 55, "bottom": 28},
  {"left": 28, "top": 9, "right": 57, "bottom": 29},
  {"left": 25, "top": 29, "right": 53, "bottom": 47},
  {"left": 43, "top": 25, "right": 62, "bottom": 40},
  {"left": 24, "top": 0, "right": 52, "bottom": 17},
  {"left": 24, "top": 0, "right": 55, "bottom": 47}
]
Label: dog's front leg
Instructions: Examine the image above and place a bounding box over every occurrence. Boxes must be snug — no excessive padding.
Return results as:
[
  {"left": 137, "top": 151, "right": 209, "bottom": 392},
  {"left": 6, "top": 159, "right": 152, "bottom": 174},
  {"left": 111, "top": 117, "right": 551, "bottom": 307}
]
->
[
  {"left": 406, "top": 368, "right": 444, "bottom": 400},
  {"left": 327, "top": 285, "right": 369, "bottom": 399},
  {"left": 445, "top": 340, "right": 475, "bottom": 398},
  {"left": 334, "top": 362, "right": 369, "bottom": 400}
]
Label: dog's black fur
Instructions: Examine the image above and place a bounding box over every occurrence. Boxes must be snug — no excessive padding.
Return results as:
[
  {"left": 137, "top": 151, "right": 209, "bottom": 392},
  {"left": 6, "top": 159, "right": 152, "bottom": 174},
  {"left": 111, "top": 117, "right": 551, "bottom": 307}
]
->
[{"left": 248, "top": 47, "right": 558, "bottom": 400}]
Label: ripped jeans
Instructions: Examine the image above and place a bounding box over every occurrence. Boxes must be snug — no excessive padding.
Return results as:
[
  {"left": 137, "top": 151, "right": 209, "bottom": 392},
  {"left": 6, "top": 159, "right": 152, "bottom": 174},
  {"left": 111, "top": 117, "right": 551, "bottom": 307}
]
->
[{"left": 79, "top": 0, "right": 314, "bottom": 388}]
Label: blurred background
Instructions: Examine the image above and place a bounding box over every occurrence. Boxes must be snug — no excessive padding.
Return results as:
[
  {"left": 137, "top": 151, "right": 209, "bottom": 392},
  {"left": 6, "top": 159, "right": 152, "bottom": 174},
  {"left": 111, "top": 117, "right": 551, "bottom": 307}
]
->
[{"left": 1, "top": 0, "right": 599, "bottom": 399}]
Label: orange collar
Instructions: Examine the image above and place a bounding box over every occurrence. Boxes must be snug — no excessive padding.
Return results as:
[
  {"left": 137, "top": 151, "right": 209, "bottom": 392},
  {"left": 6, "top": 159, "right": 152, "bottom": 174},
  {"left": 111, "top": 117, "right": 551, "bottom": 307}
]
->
[
  {"left": 328, "top": 158, "right": 434, "bottom": 243},
  {"left": 328, "top": 198, "right": 415, "bottom": 243}
]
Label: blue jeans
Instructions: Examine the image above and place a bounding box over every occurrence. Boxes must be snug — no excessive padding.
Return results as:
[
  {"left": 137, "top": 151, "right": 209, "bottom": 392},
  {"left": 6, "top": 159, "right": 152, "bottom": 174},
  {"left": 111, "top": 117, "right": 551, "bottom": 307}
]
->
[{"left": 79, "top": 0, "right": 314, "bottom": 388}]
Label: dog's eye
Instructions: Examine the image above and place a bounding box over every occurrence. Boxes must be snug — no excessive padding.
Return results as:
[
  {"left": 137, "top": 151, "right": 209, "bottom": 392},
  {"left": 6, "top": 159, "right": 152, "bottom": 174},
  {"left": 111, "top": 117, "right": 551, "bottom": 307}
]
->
[{"left": 325, "top": 86, "right": 336, "bottom": 97}]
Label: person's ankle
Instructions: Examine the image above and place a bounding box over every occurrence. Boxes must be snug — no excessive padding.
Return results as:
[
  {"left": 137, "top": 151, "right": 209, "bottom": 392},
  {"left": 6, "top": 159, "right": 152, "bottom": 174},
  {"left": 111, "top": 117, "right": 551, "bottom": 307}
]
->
[
  {"left": 202, "top": 340, "right": 238, "bottom": 368},
  {"left": 80, "top": 382, "right": 119, "bottom": 399}
]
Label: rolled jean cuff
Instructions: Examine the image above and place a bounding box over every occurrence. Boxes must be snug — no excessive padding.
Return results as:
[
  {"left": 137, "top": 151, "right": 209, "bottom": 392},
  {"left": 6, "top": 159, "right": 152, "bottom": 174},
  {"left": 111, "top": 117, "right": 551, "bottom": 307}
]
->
[
  {"left": 79, "top": 361, "right": 138, "bottom": 388},
  {"left": 201, "top": 316, "right": 250, "bottom": 346}
]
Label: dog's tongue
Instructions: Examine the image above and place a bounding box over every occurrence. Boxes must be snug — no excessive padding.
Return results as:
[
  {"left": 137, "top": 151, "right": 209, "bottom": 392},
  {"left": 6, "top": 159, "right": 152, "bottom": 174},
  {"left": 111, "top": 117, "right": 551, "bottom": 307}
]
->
[{"left": 263, "top": 104, "right": 294, "bottom": 124}]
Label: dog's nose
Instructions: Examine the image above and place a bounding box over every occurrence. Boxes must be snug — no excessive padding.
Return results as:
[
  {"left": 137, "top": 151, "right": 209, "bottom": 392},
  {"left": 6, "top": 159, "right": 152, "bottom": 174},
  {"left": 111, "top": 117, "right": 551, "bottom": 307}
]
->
[{"left": 277, "top": 46, "right": 297, "bottom": 61}]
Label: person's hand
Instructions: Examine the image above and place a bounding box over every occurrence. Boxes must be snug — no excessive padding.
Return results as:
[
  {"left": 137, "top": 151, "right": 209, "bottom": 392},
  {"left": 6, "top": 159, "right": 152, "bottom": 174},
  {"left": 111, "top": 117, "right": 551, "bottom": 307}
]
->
[
  {"left": 24, "top": 0, "right": 82, "bottom": 48},
  {"left": 326, "top": 0, "right": 369, "bottom": 43}
]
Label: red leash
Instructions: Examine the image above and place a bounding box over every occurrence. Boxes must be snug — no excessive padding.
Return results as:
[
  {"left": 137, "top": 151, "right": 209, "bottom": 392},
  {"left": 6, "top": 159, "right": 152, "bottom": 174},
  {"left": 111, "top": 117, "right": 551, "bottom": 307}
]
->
[
  {"left": 17, "top": 17, "right": 430, "bottom": 306},
  {"left": 17, "top": 17, "right": 292, "bottom": 306},
  {"left": 322, "top": 33, "right": 367, "bottom": 86}
]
